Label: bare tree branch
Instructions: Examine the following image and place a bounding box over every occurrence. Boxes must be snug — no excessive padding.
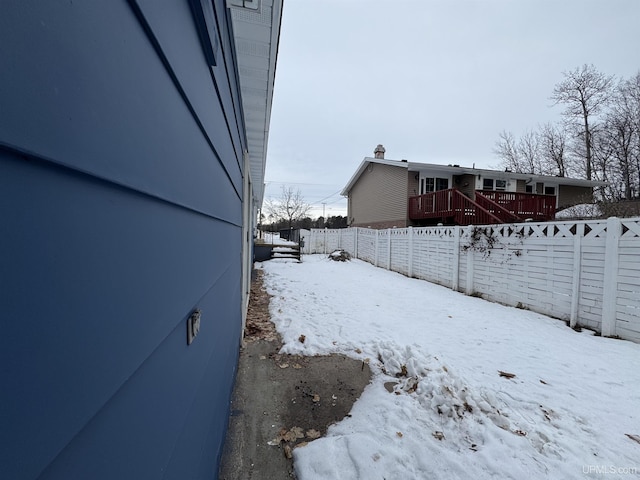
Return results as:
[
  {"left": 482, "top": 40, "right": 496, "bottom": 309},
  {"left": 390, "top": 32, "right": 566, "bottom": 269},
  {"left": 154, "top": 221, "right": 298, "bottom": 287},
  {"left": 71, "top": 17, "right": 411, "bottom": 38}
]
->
[
  {"left": 493, "top": 130, "right": 523, "bottom": 172},
  {"left": 538, "top": 122, "right": 570, "bottom": 177},
  {"left": 518, "top": 130, "right": 541, "bottom": 175}
]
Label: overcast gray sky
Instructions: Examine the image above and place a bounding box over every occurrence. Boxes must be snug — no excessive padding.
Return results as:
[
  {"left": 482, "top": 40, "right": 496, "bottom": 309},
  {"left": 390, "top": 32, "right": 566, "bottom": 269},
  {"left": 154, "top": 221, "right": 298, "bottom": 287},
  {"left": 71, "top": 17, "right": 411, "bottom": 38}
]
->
[{"left": 264, "top": 0, "right": 640, "bottom": 218}]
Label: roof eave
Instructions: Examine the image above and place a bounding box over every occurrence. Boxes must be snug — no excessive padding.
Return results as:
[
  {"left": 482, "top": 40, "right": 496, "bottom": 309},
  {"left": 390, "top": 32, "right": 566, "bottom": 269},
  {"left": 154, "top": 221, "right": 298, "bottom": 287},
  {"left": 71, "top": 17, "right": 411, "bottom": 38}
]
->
[
  {"left": 230, "top": 0, "right": 283, "bottom": 208},
  {"left": 405, "top": 162, "right": 607, "bottom": 187}
]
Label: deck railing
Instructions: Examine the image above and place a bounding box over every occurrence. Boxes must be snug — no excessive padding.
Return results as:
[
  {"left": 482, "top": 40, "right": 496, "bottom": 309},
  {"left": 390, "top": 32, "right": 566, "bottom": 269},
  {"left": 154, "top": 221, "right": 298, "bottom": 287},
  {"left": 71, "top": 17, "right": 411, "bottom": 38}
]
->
[
  {"left": 409, "top": 189, "right": 557, "bottom": 224},
  {"left": 408, "top": 189, "right": 454, "bottom": 218},
  {"left": 474, "top": 192, "right": 523, "bottom": 223},
  {"left": 478, "top": 191, "right": 556, "bottom": 221}
]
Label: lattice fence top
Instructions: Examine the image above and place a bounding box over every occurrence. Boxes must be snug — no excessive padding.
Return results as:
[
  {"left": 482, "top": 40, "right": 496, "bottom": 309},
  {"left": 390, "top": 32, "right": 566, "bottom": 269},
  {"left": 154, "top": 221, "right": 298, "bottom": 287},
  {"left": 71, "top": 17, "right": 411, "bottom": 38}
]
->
[
  {"left": 621, "top": 218, "right": 640, "bottom": 238},
  {"left": 357, "top": 228, "right": 377, "bottom": 237},
  {"left": 413, "top": 226, "right": 456, "bottom": 237},
  {"left": 310, "top": 217, "right": 640, "bottom": 240}
]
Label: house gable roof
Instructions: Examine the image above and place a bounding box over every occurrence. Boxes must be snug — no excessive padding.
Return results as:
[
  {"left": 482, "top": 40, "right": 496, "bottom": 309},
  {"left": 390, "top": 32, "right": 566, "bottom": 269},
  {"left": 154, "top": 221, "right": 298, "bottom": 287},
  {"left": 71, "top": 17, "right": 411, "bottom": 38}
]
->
[
  {"left": 341, "top": 157, "right": 607, "bottom": 196},
  {"left": 340, "top": 157, "right": 409, "bottom": 196}
]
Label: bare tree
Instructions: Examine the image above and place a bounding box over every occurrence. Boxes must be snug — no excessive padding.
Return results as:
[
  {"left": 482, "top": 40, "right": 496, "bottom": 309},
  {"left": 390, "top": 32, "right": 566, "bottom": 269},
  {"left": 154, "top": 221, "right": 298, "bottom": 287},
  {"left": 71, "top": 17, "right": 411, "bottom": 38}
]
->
[
  {"left": 621, "top": 72, "right": 640, "bottom": 195},
  {"left": 597, "top": 74, "right": 640, "bottom": 200},
  {"left": 590, "top": 126, "right": 617, "bottom": 200},
  {"left": 493, "top": 130, "right": 522, "bottom": 172},
  {"left": 264, "top": 186, "right": 311, "bottom": 231},
  {"left": 518, "top": 129, "right": 542, "bottom": 175},
  {"left": 538, "top": 122, "right": 570, "bottom": 177},
  {"left": 493, "top": 129, "right": 541, "bottom": 174},
  {"left": 606, "top": 99, "right": 636, "bottom": 199},
  {"left": 551, "top": 64, "right": 615, "bottom": 180}
]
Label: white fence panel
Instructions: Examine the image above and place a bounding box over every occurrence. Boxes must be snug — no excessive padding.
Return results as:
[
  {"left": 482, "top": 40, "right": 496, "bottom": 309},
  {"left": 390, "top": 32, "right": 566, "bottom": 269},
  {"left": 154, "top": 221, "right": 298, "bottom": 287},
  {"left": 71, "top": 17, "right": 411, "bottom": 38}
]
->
[
  {"left": 325, "top": 229, "right": 342, "bottom": 252},
  {"left": 390, "top": 229, "right": 409, "bottom": 275},
  {"left": 616, "top": 219, "right": 640, "bottom": 342},
  {"left": 377, "top": 230, "right": 390, "bottom": 270},
  {"left": 578, "top": 240, "right": 606, "bottom": 332},
  {"left": 357, "top": 228, "right": 376, "bottom": 264},
  {"left": 305, "top": 229, "right": 325, "bottom": 254},
  {"left": 341, "top": 229, "right": 355, "bottom": 254},
  {"left": 411, "top": 227, "right": 454, "bottom": 287}
]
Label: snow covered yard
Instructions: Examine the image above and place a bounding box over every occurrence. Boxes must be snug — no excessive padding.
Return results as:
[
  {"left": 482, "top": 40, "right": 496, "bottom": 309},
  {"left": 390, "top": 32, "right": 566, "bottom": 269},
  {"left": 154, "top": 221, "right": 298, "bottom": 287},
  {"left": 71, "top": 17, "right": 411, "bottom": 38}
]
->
[{"left": 260, "top": 255, "right": 640, "bottom": 480}]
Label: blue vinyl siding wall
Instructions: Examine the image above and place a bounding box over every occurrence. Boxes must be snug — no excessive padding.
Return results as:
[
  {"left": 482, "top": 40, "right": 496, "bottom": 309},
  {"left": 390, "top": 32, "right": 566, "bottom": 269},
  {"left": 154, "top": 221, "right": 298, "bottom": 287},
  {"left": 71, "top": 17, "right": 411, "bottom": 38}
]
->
[{"left": 0, "top": 1, "right": 246, "bottom": 478}]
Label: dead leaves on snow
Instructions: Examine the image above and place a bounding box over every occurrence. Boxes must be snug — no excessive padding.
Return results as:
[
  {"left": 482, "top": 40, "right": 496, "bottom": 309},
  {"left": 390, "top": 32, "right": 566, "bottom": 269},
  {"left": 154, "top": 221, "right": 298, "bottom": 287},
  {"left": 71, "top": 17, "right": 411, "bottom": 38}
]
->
[
  {"left": 626, "top": 433, "right": 640, "bottom": 445},
  {"left": 405, "top": 377, "right": 419, "bottom": 394},
  {"left": 498, "top": 370, "right": 516, "bottom": 379},
  {"left": 539, "top": 405, "right": 558, "bottom": 423}
]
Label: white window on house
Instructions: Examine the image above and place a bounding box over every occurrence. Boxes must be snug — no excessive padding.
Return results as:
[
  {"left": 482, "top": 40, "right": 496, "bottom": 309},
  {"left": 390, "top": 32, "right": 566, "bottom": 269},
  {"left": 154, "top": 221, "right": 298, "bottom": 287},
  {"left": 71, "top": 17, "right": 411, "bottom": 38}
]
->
[
  {"left": 435, "top": 178, "right": 449, "bottom": 191},
  {"left": 544, "top": 186, "right": 556, "bottom": 195},
  {"left": 420, "top": 177, "right": 448, "bottom": 194},
  {"left": 482, "top": 178, "right": 508, "bottom": 191}
]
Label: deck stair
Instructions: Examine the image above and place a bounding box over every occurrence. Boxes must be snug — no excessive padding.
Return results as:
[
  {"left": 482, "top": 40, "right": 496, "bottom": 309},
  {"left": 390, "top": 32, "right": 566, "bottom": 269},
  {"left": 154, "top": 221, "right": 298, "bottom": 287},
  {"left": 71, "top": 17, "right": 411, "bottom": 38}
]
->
[{"left": 271, "top": 243, "right": 301, "bottom": 261}]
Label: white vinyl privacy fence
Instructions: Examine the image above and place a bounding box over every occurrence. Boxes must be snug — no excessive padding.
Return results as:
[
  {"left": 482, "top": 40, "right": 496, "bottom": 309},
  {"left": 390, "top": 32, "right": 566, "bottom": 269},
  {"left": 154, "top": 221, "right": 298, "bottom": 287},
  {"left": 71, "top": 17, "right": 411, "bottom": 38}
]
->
[{"left": 302, "top": 217, "right": 640, "bottom": 343}]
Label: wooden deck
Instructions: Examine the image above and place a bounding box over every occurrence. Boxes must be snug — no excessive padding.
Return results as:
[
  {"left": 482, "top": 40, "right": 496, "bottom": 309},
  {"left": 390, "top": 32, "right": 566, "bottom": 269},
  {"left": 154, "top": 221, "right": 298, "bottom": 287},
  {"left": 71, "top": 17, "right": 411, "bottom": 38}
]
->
[{"left": 408, "top": 189, "right": 556, "bottom": 225}]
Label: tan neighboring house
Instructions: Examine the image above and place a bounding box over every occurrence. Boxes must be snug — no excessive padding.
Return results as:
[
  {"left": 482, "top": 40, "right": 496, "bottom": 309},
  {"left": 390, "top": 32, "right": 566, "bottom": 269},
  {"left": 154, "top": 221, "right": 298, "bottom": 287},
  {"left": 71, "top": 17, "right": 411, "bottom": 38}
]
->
[{"left": 341, "top": 145, "right": 607, "bottom": 228}]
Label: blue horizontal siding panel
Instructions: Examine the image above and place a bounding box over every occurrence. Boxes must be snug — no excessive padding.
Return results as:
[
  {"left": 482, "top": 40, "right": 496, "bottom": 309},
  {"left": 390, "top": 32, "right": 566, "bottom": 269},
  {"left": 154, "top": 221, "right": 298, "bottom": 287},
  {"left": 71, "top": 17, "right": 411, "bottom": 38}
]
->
[
  {"left": 35, "top": 268, "right": 241, "bottom": 480},
  {"left": 0, "top": 151, "right": 241, "bottom": 479},
  {"left": 211, "top": 0, "right": 250, "bottom": 175},
  {"left": 134, "top": 0, "right": 245, "bottom": 192},
  {"left": 0, "top": 0, "right": 249, "bottom": 478},
  {"left": 0, "top": 1, "right": 241, "bottom": 224}
]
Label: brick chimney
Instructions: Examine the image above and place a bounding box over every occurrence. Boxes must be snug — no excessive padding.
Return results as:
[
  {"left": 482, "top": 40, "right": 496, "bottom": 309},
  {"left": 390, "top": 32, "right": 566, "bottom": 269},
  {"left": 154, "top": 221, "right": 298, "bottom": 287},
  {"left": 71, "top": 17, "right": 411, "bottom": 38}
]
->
[{"left": 374, "top": 144, "right": 385, "bottom": 159}]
